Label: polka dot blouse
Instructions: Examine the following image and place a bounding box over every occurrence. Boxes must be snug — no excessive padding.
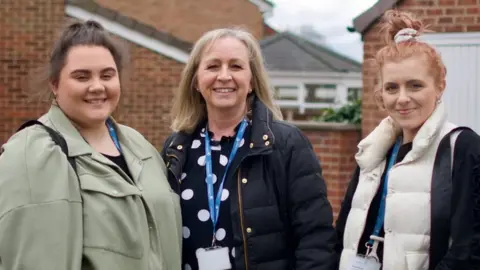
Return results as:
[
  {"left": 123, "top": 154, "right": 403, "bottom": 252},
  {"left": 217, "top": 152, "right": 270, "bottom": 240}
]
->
[{"left": 180, "top": 123, "right": 251, "bottom": 270}]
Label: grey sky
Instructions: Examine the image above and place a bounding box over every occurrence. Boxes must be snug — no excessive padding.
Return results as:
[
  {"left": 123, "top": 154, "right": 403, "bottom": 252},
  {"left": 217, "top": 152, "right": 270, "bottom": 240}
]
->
[{"left": 266, "top": 0, "right": 378, "bottom": 62}]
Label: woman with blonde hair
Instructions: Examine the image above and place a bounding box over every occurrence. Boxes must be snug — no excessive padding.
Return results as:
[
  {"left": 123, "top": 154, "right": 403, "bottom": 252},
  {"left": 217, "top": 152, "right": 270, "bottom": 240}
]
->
[
  {"left": 335, "top": 10, "right": 480, "bottom": 270},
  {"left": 161, "top": 28, "right": 337, "bottom": 270}
]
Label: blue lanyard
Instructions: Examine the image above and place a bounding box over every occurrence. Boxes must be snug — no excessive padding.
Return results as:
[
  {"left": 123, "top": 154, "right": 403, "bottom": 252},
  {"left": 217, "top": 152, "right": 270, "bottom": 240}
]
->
[
  {"left": 106, "top": 120, "right": 122, "bottom": 153},
  {"left": 204, "top": 119, "right": 248, "bottom": 246},
  {"left": 368, "top": 137, "right": 402, "bottom": 246}
]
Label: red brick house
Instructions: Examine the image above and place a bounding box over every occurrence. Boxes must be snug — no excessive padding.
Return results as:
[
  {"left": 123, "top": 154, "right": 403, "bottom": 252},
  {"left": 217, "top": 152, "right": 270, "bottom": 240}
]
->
[
  {"left": 0, "top": 0, "right": 273, "bottom": 148},
  {"left": 350, "top": 0, "right": 480, "bottom": 137},
  {"left": 0, "top": 0, "right": 360, "bottom": 217}
]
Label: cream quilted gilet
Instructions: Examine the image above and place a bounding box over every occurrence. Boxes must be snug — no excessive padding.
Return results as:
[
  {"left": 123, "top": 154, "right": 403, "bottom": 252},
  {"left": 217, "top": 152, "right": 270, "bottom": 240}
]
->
[{"left": 339, "top": 102, "right": 455, "bottom": 270}]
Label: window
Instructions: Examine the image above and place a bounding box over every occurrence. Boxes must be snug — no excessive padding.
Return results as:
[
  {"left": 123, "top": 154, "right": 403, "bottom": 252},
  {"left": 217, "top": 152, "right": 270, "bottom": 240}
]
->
[
  {"left": 348, "top": 87, "right": 362, "bottom": 102},
  {"left": 274, "top": 85, "right": 299, "bottom": 101},
  {"left": 305, "top": 84, "right": 336, "bottom": 103}
]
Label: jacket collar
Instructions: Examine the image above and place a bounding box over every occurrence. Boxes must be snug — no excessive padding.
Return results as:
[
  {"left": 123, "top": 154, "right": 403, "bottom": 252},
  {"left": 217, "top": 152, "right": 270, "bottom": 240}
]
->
[
  {"left": 248, "top": 96, "right": 275, "bottom": 154},
  {"left": 165, "top": 96, "right": 275, "bottom": 164},
  {"left": 40, "top": 104, "right": 152, "bottom": 161},
  {"left": 356, "top": 102, "right": 448, "bottom": 172}
]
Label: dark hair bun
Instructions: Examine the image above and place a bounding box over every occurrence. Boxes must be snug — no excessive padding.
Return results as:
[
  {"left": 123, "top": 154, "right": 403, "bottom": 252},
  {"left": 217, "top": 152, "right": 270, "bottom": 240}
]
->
[{"left": 85, "top": 20, "right": 104, "bottom": 30}]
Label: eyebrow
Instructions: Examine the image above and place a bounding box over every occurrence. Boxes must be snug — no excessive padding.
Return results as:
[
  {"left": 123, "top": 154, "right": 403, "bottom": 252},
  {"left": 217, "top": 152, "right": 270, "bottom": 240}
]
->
[
  {"left": 408, "top": 79, "right": 424, "bottom": 83},
  {"left": 203, "top": 58, "right": 246, "bottom": 63},
  {"left": 384, "top": 81, "right": 398, "bottom": 86},
  {"left": 70, "top": 67, "right": 117, "bottom": 74}
]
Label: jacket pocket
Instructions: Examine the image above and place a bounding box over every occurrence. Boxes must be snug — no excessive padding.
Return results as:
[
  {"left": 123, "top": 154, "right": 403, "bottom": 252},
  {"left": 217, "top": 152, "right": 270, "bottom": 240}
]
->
[
  {"left": 79, "top": 173, "right": 145, "bottom": 259},
  {"left": 405, "top": 252, "right": 428, "bottom": 270}
]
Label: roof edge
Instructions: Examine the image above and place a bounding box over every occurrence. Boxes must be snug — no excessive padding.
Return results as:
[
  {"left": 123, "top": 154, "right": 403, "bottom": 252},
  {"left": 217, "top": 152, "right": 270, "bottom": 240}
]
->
[
  {"left": 249, "top": 0, "right": 274, "bottom": 17},
  {"left": 351, "top": 0, "right": 401, "bottom": 35},
  {"left": 65, "top": 1, "right": 191, "bottom": 63},
  {"left": 285, "top": 31, "right": 362, "bottom": 69}
]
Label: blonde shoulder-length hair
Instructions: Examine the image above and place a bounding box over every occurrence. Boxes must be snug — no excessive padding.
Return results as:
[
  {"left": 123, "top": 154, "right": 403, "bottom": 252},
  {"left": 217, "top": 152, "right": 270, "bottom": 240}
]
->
[{"left": 170, "top": 27, "right": 283, "bottom": 133}]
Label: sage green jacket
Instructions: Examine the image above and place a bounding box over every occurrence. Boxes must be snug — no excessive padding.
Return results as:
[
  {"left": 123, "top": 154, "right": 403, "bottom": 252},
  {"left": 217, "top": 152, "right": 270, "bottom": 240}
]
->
[{"left": 0, "top": 105, "right": 182, "bottom": 270}]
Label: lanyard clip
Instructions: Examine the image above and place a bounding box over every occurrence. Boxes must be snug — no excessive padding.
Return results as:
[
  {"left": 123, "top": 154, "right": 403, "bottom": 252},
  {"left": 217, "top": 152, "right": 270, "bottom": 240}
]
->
[
  {"left": 211, "top": 234, "right": 217, "bottom": 247},
  {"left": 365, "top": 235, "right": 384, "bottom": 262}
]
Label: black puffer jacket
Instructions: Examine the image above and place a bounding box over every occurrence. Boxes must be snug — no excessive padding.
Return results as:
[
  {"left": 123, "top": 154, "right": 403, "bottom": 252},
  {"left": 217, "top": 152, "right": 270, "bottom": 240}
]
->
[{"left": 161, "top": 98, "right": 337, "bottom": 270}]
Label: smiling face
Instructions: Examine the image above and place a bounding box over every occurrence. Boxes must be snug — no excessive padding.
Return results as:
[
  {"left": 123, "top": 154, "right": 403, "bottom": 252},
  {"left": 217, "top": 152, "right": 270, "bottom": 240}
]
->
[
  {"left": 381, "top": 55, "right": 442, "bottom": 137},
  {"left": 196, "top": 36, "right": 252, "bottom": 115},
  {"left": 52, "top": 45, "right": 121, "bottom": 128}
]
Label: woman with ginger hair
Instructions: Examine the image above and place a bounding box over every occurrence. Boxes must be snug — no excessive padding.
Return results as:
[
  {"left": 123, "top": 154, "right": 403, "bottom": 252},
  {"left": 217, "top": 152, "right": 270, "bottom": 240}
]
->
[{"left": 335, "top": 10, "right": 480, "bottom": 270}]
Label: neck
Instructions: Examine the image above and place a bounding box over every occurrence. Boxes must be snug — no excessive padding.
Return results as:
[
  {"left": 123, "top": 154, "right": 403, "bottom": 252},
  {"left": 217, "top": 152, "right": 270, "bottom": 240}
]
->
[
  {"left": 207, "top": 106, "right": 246, "bottom": 141},
  {"left": 75, "top": 122, "right": 110, "bottom": 144},
  {"left": 402, "top": 128, "right": 419, "bottom": 144}
]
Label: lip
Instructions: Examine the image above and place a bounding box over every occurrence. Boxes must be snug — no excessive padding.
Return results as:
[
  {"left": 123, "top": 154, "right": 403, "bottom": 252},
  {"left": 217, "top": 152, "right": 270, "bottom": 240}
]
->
[
  {"left": 397, "top": 108, "right": 414, "bottom": 115},
  {"left": 85, "top": 98, "right": 107, "bottom": 104},
  {"left": 212, "top": 88, "right": 236, "bottom": 93}
]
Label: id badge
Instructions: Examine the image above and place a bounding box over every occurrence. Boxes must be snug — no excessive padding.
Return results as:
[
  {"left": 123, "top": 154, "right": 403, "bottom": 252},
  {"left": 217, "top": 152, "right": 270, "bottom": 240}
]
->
[
  {"left": 196, "top": 246, "right": 232, "bottom": 270},
  {"left": 346, "top": 255, "right": 381, "bottom": 270}
]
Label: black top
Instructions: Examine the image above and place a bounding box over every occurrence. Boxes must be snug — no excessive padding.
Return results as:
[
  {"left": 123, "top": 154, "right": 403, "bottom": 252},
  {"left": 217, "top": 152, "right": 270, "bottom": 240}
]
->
[
  {"left": 103, "top": 153, "right": 132, "bottom": 179},
  {"left": 335, "top": 130, "right": 480, "bottom": 268},
  {"left": 179, "top": 123, "right": 251, "bottom": 270}
]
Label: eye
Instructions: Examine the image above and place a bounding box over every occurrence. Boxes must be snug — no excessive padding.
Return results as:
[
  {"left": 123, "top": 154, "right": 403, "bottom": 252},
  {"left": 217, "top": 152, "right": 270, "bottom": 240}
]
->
[
  {"left": 231, "top": 64, "right": 242, "bottom": 70},
  {"left": 101, "top": 74, "right": 114, "bottom": 80},
  {"left": 75, "top": 75, "right": 89, "bottom": 81},
  {"left": 412, "top": 83, "right": 423, "bottom": 89},
  {"left": 384, "top": 85, "right": 397, "bottom": 92},
  {"left": 206, "top": 64, "right": 219, "bottom": 70}
]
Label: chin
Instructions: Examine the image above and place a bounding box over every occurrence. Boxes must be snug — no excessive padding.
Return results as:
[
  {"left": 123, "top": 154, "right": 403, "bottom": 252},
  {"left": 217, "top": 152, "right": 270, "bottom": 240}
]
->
[
  {"left": 212, "top": 102, "right": 239, "bottom": 110},
  {"left": 397, "top": 120, "right": 423, "bottom": 133},
  {"left": 87, "top": 113, "right": 111, "bottom": 122}
]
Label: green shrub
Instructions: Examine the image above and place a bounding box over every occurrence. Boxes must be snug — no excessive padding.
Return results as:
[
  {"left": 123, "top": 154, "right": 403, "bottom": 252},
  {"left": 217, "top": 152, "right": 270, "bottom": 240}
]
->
[{"left": 316, "top": 99, "right": 361, "bottom": 124}]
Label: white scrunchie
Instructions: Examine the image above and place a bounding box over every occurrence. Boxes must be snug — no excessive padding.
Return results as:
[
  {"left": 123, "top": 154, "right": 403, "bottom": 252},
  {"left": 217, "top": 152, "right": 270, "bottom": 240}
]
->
[{"left": 394, "top": 28, "right": 418, "bottom": 43}]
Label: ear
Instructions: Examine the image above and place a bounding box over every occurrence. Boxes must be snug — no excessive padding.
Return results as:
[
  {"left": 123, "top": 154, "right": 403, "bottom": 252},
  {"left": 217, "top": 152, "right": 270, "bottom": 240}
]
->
[
  {"left": 436, "top": 79, "right": 446, "bottom": 101},
  {"left": 439, "top": 78, "right": 446, "bottom": 92},
  {"left": 374, "top": 90, "right": 386, "bottom": 111},
  {"left": 49, "top": 81, "right": 58, "bottom": 97}
]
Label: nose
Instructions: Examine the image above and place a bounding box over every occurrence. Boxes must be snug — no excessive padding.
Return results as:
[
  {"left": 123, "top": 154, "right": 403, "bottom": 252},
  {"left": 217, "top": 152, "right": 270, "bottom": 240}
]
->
[
  {"left": 217, "top": 66, "right": 232, "bottom": 82},
  {"left": 397, "top": 88, "right": 410, "bottom": 105},
  {"left": 88, "top": 78, "right": 106, "bottom": 93}
]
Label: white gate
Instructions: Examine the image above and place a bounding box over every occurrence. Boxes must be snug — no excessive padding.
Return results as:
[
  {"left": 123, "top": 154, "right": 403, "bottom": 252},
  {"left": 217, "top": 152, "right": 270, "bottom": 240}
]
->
[{"left": 422, "top": 32, "right": 480, "bottom": 133}]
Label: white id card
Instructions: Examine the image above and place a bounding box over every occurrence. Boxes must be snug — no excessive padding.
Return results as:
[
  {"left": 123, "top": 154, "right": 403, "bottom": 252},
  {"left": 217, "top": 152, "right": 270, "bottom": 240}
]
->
[
  {"left": 196, "top": 246, "right": 232, "bottom": 270},
  {"left": 346, "top": 255, "right": 381, "bottom": 270}
]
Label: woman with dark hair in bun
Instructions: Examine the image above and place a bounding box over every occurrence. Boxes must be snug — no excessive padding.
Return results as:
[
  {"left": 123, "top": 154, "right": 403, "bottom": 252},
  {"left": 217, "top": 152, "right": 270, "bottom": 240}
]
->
[
  {"left": 0, "top": 20, "right": 181, "bottom": 269},
  {"left": 335, "top": 10, "right": 480, "bottom": 270}
]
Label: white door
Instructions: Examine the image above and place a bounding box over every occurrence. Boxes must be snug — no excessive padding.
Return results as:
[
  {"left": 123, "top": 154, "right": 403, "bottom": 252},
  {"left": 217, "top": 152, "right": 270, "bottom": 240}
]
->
[{"left": 422, "top": 32, "right": 480, "bottom": 133}]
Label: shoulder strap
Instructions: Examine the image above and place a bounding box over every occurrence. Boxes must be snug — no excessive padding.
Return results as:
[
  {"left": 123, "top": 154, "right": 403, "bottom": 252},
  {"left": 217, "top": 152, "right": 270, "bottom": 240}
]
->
[
  {"left": 429, "top": 126, "right": 471, "bottom": 270},
  {"left": 17, "top": 120, "right": 77, "bottom": 173}
]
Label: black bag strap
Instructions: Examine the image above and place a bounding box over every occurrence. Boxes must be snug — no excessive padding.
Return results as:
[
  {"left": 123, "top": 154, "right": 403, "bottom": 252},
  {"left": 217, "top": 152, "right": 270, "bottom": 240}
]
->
[
  {"left": 429, "top": 126, "right": 472, "bottom": 270},
  {"left": 17, "top": 120, "right": 77, "bottom": 173}
]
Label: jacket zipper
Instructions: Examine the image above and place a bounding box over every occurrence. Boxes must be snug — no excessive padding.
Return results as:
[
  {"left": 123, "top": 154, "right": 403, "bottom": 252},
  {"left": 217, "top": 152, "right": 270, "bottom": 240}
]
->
[{"left": 237, "top": 169, "right": 249, "bottom": 270}]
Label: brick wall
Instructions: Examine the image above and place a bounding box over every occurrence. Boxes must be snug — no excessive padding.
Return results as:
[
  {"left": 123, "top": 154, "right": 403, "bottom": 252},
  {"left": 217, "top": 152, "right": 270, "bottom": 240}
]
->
[
  {"left": 361, "top": 0, "right": 480, "bottom": 137},
  {"left": 116, "top": 45, "right": 184, "bottom": 149},
  {"left": 95, "top": 0, "right": 265, "bottom": 43},
  {"left": 0, "top": 1, "right": 183, "bottom": 150},
  {"left": 0, "top": 0, "right": 64, "bottom": 141},
  {"left": 295, "top": 122, "right": 361, "bottom": 219}
]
